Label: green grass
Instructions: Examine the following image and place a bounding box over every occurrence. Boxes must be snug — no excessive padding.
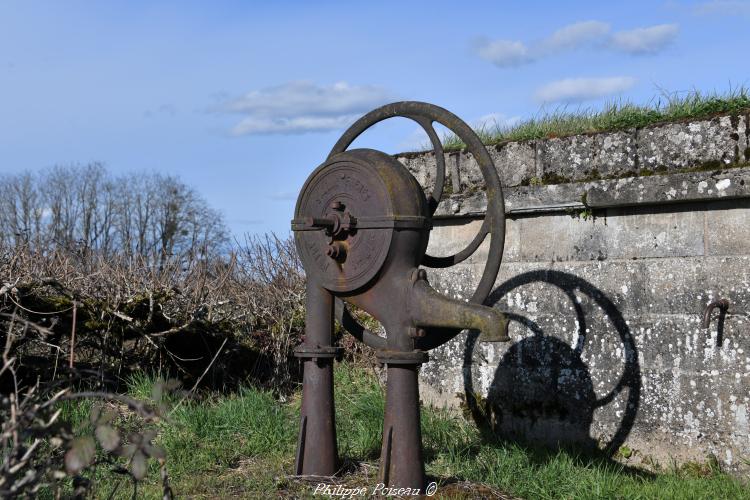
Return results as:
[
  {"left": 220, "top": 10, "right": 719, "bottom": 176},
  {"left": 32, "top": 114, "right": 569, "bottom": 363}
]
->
[
  {"left": 160, "top": 386, "right": 295, "bottom": 477},
  {"left": 59, "top": 365, "right": 750, "bottom": 499},
  {"left": 438, "top": 87, "right": 750, "bottom": 151}
]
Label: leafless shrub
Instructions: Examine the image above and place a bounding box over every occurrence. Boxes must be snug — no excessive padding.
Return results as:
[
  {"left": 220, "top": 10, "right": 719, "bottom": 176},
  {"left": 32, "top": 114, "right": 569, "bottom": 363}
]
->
[
  {"left": 233, "top": 234, "right": 305, "bottom": 385},
  {"left": 0, "top": 231, "right": 309, "bottom": 496},
  {"left": 0, "top": 230, "right": 307, "bottom": 391},
  {"left": 0, "top": 313, "right": 174, "bottom": 498}
]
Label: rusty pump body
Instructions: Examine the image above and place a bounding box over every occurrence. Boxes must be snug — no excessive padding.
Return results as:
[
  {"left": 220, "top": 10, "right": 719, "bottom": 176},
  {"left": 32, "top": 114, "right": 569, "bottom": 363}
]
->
[{"left": 291, "top": 102, "right": 509, "bottom": 490}]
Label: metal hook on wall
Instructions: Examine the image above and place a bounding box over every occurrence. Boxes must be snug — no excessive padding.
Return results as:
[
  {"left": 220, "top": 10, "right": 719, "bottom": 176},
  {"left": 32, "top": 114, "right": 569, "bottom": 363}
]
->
[{"left": 702, "top": 298, "right": 729, "bottom": 329}]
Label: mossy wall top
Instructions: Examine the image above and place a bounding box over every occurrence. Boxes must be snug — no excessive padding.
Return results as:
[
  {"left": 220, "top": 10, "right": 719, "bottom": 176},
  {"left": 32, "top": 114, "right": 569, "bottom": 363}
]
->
[{"left": 396, "top": 111, "right": 749, "bottom": 193}]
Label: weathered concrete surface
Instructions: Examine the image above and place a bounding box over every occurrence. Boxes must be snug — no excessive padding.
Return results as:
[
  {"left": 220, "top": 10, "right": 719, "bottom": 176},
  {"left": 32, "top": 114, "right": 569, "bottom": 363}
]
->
[
  {"left": 398, "top": 112, "right": 749, "bottom": 190},
  {"left": 491, "top": 141, "right": 538, "bottom": 187},
  {"left": 420, "top": 251, "right": 750, "bottom": 472},
  {"left": 407, "top": 112, "right": 750, "bottom": 473},
  {"left": 586, "top": 166, "right": 750, "bottom": 207},
  {"left": 433, "top": 167, "right": 750, "bottom": 217},
  {"left": 639, "top": 115, "right": 747, "bottom": 171},
  {"left": 397, "top": 152, "right": 438, "bottom": 192},
  {"left": 402, "top": 143, "right": 539, "bottom": 194},
  {"left": 705, "top": 199, "right": 750, "bottom": 256},
  {"left": 539, "top": 129, "right": 638, "bottom": 181}
]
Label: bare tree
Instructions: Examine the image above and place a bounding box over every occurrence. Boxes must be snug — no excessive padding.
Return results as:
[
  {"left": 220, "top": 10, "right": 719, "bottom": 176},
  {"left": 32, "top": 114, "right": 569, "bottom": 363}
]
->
[
  {"left": 0, "top": 165, "right": 227, "bottom": 264},
  {"left": 0, "top": 172, "right": 44, "bottom": 248}
]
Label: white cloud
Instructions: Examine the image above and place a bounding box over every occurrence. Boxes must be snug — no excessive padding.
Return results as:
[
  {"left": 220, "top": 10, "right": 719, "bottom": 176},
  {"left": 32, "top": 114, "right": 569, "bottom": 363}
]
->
[
  {"left": 610, "top": 24, "right": 679, "bottom": 54},
  {"left": 223, "top": 81, "right": 393, "bottom": 135},
  {"left": 231, "top": 115, "right": 358, "bottom": 135},
  {"left": 475, "top": 21, "right": 608, "bottom": 67},
  {"left": 476, "top": 20, "right": 678, "bottom": 68},
  {"left": 693, "top": 0, "right": 750, "bottom": 16},
  {"left": 542, "top": 21, "right": 611, "bottom": 51},
  {"left": 475, "top": 38, "right": 532, "bottom": 67},
  {"left": 534, "top": 76, "right": 637, "bottom": 103}
]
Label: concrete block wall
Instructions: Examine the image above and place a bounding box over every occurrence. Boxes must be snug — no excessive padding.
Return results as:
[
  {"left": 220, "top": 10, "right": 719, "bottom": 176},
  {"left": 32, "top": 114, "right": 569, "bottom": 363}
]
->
[{"left": 395, "top": 112, "right": 750, "bottom": 472}]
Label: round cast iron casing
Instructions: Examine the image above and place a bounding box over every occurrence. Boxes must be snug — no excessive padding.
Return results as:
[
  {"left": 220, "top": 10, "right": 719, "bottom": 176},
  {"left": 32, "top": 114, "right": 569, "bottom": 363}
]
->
[{"left": 294, "top": 148, "right": 430, "bottom": 294}]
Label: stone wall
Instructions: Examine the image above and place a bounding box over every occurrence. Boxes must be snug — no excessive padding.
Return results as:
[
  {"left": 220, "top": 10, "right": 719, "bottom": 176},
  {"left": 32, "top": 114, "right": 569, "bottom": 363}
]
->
[{"left": 395, "top": 112, "right": 750, "bottom": 472}]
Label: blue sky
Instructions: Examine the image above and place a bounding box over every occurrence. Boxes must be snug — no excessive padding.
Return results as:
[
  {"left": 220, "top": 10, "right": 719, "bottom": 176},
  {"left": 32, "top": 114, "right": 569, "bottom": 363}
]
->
[{"left": 1, "top": 0, "right": 748, "bottom": 236}]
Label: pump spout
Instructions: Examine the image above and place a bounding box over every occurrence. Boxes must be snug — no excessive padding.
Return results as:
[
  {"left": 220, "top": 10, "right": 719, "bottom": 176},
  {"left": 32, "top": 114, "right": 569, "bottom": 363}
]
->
[{"left": 408, "top": 278, "right": 509, "bottom": 342}]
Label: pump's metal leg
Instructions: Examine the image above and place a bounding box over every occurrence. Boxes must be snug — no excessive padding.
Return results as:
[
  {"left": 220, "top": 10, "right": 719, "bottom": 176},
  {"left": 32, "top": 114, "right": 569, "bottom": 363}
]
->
[
  {"left": 378, "top": 362, "right": 425, "bottom": 490},
  {"left": 295, "top": 283, "right": 338, "bottom": 476}
]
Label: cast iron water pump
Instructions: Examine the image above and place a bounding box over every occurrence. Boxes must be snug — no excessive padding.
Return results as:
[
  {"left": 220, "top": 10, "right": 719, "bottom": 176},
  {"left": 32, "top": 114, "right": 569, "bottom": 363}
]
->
[{"left": 291, "top": 102, "right": 509, "bottom": 490}]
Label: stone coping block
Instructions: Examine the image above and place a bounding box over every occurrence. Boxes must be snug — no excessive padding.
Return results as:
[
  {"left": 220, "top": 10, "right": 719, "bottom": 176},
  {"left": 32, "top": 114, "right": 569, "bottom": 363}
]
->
[{"left": 432, "top": 167, "right": 750, "bottom": 217}]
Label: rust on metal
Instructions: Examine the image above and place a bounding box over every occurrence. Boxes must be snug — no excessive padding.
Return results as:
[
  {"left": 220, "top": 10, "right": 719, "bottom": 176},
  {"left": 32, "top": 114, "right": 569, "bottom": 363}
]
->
[{"left": 291, "top": 101, "right": 510, "bottom": 490}]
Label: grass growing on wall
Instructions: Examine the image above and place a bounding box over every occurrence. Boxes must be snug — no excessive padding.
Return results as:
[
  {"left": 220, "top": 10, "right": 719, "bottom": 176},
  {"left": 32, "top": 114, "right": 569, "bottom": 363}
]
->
[
  {"left": 439, "top": 87, "right": 750, "bottom": 151},
  {"left": 60, "top": 365, "right": 750, "bottom": 499}
]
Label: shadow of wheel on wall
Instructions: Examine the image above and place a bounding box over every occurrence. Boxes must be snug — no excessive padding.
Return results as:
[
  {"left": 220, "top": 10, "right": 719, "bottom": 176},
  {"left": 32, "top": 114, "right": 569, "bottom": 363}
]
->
[{"left": 462, "top": 270, "right": 642, "bottom": 458}]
